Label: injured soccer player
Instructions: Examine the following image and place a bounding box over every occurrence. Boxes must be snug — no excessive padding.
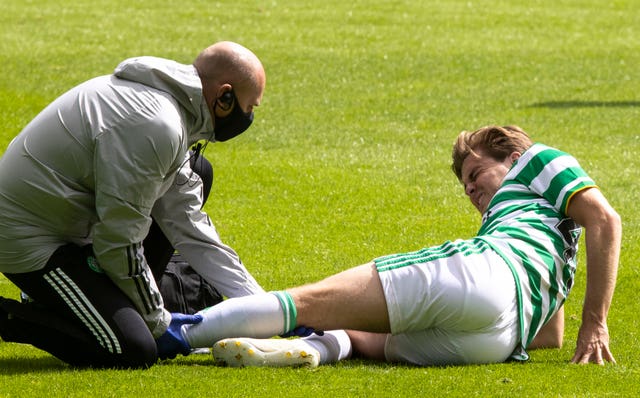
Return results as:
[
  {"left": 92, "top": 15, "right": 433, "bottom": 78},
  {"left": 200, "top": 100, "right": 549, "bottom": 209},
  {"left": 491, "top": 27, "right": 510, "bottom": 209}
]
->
[{"left": 178, "top": 125, "right": 620, "bottom": 368}]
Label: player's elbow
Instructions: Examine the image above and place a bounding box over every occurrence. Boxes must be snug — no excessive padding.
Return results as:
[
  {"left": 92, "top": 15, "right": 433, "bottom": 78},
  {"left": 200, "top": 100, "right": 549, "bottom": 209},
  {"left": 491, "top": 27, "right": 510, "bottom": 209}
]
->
[
  {"left": 594, "top": 201, "right": 621, "bottom": 234},
  {"left": 608, "top": 208, "right": 622, "bottom": 235},
  {"left": 598, "top": 206, "right": 622, "bottom": 247}
]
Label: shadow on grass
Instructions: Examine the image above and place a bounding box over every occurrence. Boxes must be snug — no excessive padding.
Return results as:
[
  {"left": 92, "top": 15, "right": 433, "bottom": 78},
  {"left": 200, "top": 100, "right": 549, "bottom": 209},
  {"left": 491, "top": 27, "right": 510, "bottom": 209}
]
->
[
  {"left": 0, "top": 351, "right": 572, "bottom": 374},
  {"left": 336, "top": 356, "right": 571, "bottom": 369},
  {"left": 0, "top": 356, "right": 68, "bottom": 375},
  {"left": 530, "top": 100, "right": 640, "bottom": 109}
]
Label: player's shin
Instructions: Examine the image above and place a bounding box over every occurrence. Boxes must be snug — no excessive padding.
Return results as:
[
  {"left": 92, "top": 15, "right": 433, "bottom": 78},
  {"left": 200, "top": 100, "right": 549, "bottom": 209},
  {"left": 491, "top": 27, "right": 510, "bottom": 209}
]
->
[{"left": 182, "top": 292, "right": 293, "bottom": 348}]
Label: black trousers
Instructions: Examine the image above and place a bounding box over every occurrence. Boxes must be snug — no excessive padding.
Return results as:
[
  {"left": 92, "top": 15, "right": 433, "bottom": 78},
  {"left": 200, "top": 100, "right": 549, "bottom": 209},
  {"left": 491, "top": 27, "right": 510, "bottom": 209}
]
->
[
  {"left": 0, "top": 154, "right": 213, "bottom": 368},
  {"left": 2, "top": 244, "right": 156, "bottom": 368}
]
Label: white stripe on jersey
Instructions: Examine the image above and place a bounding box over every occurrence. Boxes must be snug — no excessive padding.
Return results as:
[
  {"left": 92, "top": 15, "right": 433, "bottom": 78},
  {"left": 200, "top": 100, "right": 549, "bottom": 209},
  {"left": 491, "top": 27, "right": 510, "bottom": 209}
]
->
[
  {"left": 504, "top": 143, "right": 547, "bottom": 178},
  {"left": 529, "top": 154, "right": 573, "bottom": 196},
  {"left": 553, "top": 176, "right": 594, "bottom": 211},
  {"left": 481, "top": 143, "right": 593, "bottom": 350}
]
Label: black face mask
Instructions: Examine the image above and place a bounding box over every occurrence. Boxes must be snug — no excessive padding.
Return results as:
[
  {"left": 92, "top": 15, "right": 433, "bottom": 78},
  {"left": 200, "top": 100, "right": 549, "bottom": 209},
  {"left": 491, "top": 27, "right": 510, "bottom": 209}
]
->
[{"left": 213, "top": 91, "right": 254, "bottom": 142}]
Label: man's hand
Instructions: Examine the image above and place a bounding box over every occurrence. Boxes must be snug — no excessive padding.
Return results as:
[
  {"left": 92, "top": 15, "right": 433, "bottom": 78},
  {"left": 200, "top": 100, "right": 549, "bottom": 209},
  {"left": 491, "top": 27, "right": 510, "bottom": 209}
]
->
[
  {"left": 570, "top": 322, "right": 615, "bottom": 365},
  {"left": 156, "top": 313, "right": 203, "bottom": 360},
  {"left": 280, "top": 325, "right": 324, "bottom": 338}
]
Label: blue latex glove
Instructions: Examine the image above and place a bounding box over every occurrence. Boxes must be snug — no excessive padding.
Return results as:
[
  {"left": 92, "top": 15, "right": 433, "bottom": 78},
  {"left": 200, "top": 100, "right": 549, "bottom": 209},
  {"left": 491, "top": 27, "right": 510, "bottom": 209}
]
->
[
  {"left": 156, "top": 313, "right": 203, "bottom": 360},
  {"left": 280, "top": 325, "right": 324, "bottom": 338}
]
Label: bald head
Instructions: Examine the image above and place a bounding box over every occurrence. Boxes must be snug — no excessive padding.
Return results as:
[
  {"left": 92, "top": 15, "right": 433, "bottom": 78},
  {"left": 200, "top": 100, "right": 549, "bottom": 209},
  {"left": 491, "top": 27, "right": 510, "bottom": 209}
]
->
[
  {"left": 194, "top": 41, "right": 265, "bottom": 97},
  {"left": 194, "top": 41, "right": 265, "bottom": 127}
]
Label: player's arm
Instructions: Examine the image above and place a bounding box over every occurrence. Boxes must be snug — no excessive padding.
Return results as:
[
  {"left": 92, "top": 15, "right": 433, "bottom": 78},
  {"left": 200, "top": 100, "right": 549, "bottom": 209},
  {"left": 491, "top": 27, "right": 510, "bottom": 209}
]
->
[
  {"left": 529, "top": 306, "right": 564, "bottom": 349},
  {"left": 566, "top": 187, "right": 621, "bottom": 365}
]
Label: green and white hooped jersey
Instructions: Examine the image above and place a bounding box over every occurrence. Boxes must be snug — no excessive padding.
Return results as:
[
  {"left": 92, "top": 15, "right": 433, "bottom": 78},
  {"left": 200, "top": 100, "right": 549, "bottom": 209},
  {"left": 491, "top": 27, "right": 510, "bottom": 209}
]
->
[{"left": 476, "top": 143, "right": 596, "bottom": 360}]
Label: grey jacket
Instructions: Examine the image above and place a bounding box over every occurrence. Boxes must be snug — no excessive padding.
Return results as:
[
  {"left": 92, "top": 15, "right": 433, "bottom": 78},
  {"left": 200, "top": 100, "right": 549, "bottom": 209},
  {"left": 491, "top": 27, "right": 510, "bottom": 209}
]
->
[{"left": 0, "top": 57, "right": 264, "bottom": 336}]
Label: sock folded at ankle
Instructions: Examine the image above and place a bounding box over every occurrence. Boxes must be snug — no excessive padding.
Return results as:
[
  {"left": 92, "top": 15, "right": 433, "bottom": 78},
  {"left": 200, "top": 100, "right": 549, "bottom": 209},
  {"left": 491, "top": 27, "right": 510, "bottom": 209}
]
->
[
  {"left": 270, "top": 291, "right": 297, "bottom": 334},
  {"left": 302, "top": 330, "right": 352, "bottom": 364}
]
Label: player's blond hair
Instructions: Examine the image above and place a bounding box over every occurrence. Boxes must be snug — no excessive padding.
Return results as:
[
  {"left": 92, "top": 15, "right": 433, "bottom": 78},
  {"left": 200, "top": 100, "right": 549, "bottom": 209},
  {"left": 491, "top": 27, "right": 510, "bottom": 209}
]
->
[{"left": 451, "top": 125, "right": 533, "bottom": 181}]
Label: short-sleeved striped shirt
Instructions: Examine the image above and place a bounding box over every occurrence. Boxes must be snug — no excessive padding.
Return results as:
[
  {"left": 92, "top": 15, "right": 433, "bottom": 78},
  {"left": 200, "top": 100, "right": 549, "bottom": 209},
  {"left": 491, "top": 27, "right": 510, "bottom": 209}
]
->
[{"left": 476, "top": 143, "right": 596, "bottom": 360}]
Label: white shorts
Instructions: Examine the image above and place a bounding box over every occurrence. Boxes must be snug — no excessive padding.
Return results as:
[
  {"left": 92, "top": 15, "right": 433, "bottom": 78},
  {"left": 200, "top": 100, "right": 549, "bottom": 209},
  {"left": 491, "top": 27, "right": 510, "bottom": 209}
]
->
[{"left": 375, "top": 238, "right": 519, "bottom": 366}]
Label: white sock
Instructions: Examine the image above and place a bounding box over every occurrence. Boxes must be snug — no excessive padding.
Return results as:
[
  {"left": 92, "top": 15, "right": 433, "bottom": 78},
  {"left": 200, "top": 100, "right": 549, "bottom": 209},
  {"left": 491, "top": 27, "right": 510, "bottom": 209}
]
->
[
  {"left": 302, "top": 330, "right": 352, "bottom": 364},
  {"left": 183, "top": 293, "right": 286, "bottom": 348}
]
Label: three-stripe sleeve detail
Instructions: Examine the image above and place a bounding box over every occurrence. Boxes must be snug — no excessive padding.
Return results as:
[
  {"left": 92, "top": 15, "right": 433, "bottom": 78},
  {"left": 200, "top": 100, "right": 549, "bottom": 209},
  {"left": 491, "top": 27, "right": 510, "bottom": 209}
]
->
[{"left": 126, "top": 243, "right": 157, "bottom": 314}]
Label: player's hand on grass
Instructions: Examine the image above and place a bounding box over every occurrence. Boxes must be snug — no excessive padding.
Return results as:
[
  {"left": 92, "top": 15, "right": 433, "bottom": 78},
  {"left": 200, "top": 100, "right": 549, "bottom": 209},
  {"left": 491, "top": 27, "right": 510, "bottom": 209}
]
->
[
  {"left": 156, "top": 313, "right": 203, "bottom": 360},
  {"left": 571, "top": 321, "right": 615, "bottom": 365}
]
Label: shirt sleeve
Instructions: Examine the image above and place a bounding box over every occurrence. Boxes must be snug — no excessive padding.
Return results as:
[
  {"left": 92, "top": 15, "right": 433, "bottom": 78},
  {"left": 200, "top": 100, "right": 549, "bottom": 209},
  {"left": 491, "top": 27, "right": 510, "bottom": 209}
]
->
[
  {"left": 515, "top": 145, "right": 596, "bottom": 217},
  {"left": 91, "top": 107, "right": 182, "bottom": 337},
  {"left": 151, "top": 154, "right": 265, "bottom": 298}
]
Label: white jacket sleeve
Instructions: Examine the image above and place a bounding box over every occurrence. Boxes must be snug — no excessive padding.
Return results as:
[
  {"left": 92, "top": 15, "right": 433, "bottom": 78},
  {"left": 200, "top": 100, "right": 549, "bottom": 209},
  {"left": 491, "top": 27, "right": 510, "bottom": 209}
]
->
[
  {"left": 92, "top": 109, "right": 181, "bottom": 338},
  {"left": 151, "top": 155, "right": 265, "bottom": 298}
]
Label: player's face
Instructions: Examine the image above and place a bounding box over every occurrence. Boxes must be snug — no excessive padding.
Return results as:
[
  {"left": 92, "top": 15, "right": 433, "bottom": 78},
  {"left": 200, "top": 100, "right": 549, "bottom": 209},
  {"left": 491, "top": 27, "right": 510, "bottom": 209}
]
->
[{"left": 460, "top": 148, "right": 518, "bottom": 214}]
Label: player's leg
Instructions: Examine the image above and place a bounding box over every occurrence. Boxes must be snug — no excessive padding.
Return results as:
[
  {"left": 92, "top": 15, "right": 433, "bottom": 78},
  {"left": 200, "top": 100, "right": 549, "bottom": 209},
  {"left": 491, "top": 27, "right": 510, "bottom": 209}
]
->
[
  {"left": 290, "top": 262, "right": 391, "bottom": 332},
  {"left": 207, "top": 241, "right": 520, "bottom": 368},
  {"left": 213, "top": 242, "right": 521, "bottom": 368},
  {"left": 383, "top": 316, "right": 519, "bottom": 366},
  {"left": 374, "top": 241, "right": 520, "bottom": 365},
  {"left": 189, "top": 262, "right": 389, "bottom": 367},
  {"left": 1, "top": 244, "right": 157, "bottom": 368},
  {"left": 207, "top": 287, "right": 388, "bottom": 367},
  {"left": 184, "top": 262, "right": 390, "bottom": 348},
  {"left": 346, "top": 330, "right": 388, "bottom": 361}
]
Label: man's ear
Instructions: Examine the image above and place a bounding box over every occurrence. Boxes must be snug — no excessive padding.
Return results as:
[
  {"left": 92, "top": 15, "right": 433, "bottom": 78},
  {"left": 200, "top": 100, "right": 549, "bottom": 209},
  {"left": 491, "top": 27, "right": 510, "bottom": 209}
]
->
[{"left": 510, "top": 151, "right": 522, "bottom": 162}]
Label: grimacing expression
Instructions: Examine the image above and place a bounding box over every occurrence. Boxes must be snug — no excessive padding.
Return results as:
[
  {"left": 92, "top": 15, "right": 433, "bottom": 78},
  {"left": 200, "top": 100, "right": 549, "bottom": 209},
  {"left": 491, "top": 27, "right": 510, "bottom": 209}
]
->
[{"left": 460, "top": 148, "right": 519, "bottom": 214}]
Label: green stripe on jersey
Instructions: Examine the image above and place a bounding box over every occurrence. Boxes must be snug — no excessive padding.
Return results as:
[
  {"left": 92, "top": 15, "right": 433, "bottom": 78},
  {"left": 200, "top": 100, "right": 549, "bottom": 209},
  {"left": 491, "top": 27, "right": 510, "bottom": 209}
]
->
[
  {"left": 510, "top": 244, "right": 544, "bottom": 345},
  {"left": 510, "top": 145, "right": 566, "bottom": 188},
  {"left": 509, "top": 145, "right": 594, "bottom": 214},
  {"left": 375, "top": 239, "right": 490, "bottom": 272},
  {"left": 544, "top": 166, "right": 587, "bottom": 209},
  {"left": 478, "top": 143, "right": 592, "bottom": 354}
]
